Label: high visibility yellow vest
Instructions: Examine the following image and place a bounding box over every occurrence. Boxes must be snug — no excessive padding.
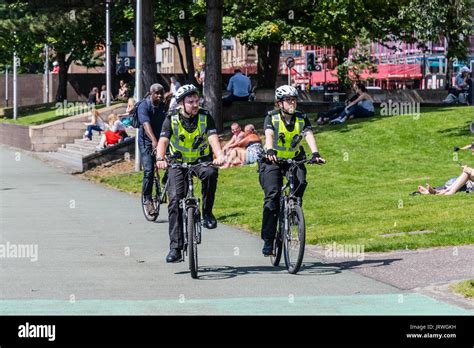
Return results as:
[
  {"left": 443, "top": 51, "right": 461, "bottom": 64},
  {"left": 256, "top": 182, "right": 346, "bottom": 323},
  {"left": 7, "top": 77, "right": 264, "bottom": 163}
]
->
[
  {"left": 271, "top": 111, "right": 305, "bottom": 159},
  {"left": 170, "top": 112, "right": 209, "bottom": 163}
]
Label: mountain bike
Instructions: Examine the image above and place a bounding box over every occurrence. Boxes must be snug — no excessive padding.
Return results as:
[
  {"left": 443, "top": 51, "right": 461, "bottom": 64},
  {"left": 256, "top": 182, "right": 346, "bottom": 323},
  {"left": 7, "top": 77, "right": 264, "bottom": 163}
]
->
[
  {"left": 270, "top": 157, "right": 320, "bottom": 274},
  {"left": 168, "top": 160, "right": 214, "bottom": 279}
]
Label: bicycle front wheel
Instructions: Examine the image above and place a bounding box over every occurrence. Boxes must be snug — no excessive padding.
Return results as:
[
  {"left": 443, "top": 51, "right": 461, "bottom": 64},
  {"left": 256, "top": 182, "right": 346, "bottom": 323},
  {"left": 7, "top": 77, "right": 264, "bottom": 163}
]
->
[
  {"left": 283, "top": 204, "right": 305, "bottom": 274},
  {"left": 187, "top": 207, "right": 199, "bottom": 279}
]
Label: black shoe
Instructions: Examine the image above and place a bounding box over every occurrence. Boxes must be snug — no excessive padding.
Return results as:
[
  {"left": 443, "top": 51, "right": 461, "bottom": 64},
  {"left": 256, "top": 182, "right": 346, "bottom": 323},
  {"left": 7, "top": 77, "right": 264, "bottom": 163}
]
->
[
  {"left": 166, "top": 249, "right": 182, "bottom": 263},
  {"left": 262, "top": 239, "right": 274, "bottom": 256},
  {"left": 202, "top": 213, "right": 217, "bottom": 229}
]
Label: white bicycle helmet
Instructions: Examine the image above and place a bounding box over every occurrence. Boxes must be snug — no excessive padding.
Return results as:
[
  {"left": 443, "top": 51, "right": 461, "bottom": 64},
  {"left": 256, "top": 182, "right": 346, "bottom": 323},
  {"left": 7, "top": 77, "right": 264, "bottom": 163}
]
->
[
  {"left": 275, "top": 85, "right": 298, "bottom": 100},
  {"left": 175, "top": 84, "right": 198, "bottom": 102}
]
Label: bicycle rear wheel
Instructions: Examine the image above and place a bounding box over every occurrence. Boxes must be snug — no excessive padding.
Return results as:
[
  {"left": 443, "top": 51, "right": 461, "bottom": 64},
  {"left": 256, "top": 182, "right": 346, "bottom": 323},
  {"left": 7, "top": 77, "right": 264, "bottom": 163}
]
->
[
  {"left": 141, "top": 176, "right": 160, "bottom": 221},
  {"left": 187, "top": 207, "right": 199, "bottom": 279},
  {"left": 283, "top": 204, "right": 305, "bottom": 274}
]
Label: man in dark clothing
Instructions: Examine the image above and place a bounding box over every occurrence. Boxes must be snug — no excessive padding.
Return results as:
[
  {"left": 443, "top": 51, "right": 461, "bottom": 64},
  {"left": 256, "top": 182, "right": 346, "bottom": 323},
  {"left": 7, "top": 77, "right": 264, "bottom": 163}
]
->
[
  {"left": 138, "top": 83, "right": 167, "bottom": 216},
  {"left": 259, "top": 85, "right": 325, "bottom": 256},
  {"left": 155, "top": 84, "right": 225, "bottom": 263}
]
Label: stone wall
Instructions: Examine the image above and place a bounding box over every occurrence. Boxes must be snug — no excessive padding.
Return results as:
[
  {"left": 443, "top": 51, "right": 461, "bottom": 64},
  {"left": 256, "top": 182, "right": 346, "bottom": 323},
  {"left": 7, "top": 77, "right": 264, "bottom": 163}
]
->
[
  {"left": 0, "top": 104, "right": 126, "bottom": 151},
  {"left": 0, "top": 123, "right": 31, "bottom": 150},
  {"left": 222, "top": 101, "right": 332, "bottom": 122},
  {"left": 254, "top": 88, "right": 450, "bottom": 103}
]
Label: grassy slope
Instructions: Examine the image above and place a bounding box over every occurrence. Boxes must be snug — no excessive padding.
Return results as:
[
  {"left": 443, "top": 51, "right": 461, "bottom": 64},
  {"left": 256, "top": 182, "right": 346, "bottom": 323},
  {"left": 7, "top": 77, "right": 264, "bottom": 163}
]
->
[
  {"left": 450, "top": 279, "right": 474, "bottom": 298},
  {"left": 1, "top": 103, "right": 110, "bottom": 126},
  {"left": 92, "top": 106, "right": 474, "bottom": 251}
]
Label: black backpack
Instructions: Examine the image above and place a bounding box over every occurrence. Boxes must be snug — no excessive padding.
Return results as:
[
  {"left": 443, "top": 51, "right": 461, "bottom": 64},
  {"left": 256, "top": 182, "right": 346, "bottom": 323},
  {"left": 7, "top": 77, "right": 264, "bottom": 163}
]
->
[{"left": 130, "top": 93, "right": 150, "bottom": 128}]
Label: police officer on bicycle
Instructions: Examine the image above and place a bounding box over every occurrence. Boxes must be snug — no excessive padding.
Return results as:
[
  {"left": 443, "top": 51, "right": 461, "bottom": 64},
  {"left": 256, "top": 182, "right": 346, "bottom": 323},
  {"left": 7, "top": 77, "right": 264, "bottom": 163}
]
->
[
  {"left": 259, "top": 85, "right": 325, "bottom": 256},
  {"left": 155, "top": 84, "right": 225, "bottom": 263}
]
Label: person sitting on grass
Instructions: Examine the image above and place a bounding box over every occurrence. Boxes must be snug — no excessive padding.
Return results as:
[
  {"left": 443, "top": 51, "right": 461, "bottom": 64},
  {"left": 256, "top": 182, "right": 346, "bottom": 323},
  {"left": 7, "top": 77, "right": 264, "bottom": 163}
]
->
[
  {"left": 416, "top": 165, "right": 474, "bottom": 195},
  {"left": 118, "top": 98, "right": 136, "bottom": 127},
  {"left": 330, "top": 83, "right": 374, "bottom": 124},
  {"left": 83, "top": 108, "right": 105, "bottom": 141},
  {"left": 222, "top": 124, "right": 263, "bottom": 167},
  {"left": 96, "top": 113, "right": 128, "bottom": 151},
  {"left": 222, "top": 122, "right": 245, "bottom": 155},
  {"left": 316, "top": 91, "right": 358, "bottom": 125}
]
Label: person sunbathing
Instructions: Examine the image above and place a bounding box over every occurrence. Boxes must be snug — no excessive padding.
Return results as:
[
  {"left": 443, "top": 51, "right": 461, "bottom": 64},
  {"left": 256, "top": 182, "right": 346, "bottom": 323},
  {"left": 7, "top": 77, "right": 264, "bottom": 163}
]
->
[
  {"left": 417, "top": 166, "right": 474, "bottom": 195},
  {"left": 223, "top": 124, "right": 263, "bottom": 167}
]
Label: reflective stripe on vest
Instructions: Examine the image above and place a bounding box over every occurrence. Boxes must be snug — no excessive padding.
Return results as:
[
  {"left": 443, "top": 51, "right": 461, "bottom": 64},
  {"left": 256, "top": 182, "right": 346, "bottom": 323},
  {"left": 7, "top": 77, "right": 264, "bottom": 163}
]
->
[
  {"left": 271, "top": 113, "right": 305, "bottom": 159},
  {"left": 170, "top": 113, "right": 209, "bottom": 163}
]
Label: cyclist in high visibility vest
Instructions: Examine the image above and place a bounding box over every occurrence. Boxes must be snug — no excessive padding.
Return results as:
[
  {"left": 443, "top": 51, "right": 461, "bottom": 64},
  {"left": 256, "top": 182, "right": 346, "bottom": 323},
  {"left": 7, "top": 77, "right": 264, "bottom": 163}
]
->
[
  {"left": 259, "top": 85, "right": 325, "bottom": 256},
  {"left": 156, "top": 84, "right": 225, "bottom": 263}
]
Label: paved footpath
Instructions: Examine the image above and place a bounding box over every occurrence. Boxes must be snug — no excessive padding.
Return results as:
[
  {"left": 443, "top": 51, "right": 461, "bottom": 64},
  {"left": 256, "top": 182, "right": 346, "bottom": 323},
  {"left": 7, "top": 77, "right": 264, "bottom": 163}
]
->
[{"left": 0, "top": 144, "right": 472, "bottom": 315}]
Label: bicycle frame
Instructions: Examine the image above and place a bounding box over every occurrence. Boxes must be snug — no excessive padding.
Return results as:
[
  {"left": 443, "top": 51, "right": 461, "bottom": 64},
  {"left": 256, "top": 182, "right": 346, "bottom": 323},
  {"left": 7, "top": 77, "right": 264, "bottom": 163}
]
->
[
  {"left": 281, "top": 158, "right": 308, "bottom": 200},
  {"left": 169, "top": 162, "right": 209, "bottom": 258},
  {"left": 154, "top": 164, "right": 169, "bottom": 204}
]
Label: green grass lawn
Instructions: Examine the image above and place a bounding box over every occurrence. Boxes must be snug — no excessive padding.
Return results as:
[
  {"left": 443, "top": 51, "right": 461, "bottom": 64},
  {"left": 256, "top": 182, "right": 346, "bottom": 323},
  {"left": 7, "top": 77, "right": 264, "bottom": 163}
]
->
[
  {"left": 0, "top": 102, "right": 114, "bottom": 126},
  {"left": 89, "top": 106, "right": 474, "bottom": 252},
  {"left": 450, "top": 279, "right": 474, "bottom": 298}
]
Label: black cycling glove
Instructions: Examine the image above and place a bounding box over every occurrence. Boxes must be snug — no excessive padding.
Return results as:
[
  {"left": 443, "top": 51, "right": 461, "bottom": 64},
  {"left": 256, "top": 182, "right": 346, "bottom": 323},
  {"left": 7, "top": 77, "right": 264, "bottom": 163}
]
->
[
  {"left": 266, "top": 149, "right": 277, "bottom": 157},
  {"left": 310, "top": 151, "right": 323, "bottom": 164}
]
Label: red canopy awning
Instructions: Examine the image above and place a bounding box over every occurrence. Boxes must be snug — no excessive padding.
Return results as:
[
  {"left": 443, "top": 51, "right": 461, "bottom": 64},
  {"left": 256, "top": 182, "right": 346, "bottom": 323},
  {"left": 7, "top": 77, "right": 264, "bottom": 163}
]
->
[{"left": 310, "top": 64, "right": 422, "bottom": 84}]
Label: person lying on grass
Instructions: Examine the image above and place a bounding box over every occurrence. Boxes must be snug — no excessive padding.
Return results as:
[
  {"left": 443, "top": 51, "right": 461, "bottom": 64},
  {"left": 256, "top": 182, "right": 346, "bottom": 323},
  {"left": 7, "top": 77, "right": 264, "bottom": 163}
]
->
[
  {"left": 454, "top": 142, "right": 474, "bottom": 154},
  {"left": 417, "top": 165, "right": 474, "bottom": 195}
]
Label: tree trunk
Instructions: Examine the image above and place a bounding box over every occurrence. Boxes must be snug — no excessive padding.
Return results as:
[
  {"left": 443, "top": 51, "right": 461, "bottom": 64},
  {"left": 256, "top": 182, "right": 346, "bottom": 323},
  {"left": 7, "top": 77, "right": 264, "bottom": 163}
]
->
[
  {"left": 183, "top": 32, "right": 199, "bottom": 86},
  {"left": 172, "top": 34, "right": 188, "bottom": 77},
  {"left": 257, "top": 42, "right": 269, "bottom": 88},
  {"left": 204, "top": 0, "right": 223, "bottom": 132},
  {"left": 257, "top": 41, "right": 281, "bottom": 89},
  {"left": 334, "top": 43, "right": 350, "bottom": 91},
  {"left": 142, "top": 0, "right": 157, "bottom": 92},
  {"left": 268, "top": 42, "right": 281, "bottom": 88},
  {"left": 445, "top": 34, "right": 455, "bottom": 90},
  {"left": 111, "top": 44, "right": 119, "bottom": 97},
  {"left": 55, "top": 51, "right": 72, "bottom": 102},
  {"left": 445, "top": 57, "right": 454, "bottom": 89}
]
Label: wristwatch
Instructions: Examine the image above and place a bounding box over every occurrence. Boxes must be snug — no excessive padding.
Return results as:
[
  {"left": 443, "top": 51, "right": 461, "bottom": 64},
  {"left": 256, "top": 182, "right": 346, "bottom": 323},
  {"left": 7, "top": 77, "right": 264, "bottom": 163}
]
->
[{"left": 156, "top": 156, "right": 165, "bottom": 161}]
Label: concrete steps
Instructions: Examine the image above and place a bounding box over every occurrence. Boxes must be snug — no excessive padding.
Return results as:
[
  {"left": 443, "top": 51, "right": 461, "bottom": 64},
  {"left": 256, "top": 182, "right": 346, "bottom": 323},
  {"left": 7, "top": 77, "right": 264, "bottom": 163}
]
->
[
  {"left": 57, "top": 147, "right": 88, "bottom": 157},
  {"left": 38, "top": 126, "right": 137, "bottom": 173}
]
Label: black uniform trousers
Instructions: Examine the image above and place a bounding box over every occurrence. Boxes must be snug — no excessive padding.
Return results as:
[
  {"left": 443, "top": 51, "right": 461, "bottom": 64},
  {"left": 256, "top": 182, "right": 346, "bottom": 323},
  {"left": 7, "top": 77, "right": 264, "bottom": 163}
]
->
[
  {"left": 258, "top": 161, "right": 307, "bottom": 242},
  {"left": 167, "top": 163, "right": 218, "bottom": 250}
]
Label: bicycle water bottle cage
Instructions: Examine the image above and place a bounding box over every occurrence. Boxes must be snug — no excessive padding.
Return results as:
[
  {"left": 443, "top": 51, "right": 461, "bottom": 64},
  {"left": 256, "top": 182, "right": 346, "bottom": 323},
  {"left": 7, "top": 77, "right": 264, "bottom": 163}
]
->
[
  {"left": 290, "top": 134, "right": 303, "bottom": 148},
  {"left": 278, "top": 132, "right": 286, "bottom": 144}
]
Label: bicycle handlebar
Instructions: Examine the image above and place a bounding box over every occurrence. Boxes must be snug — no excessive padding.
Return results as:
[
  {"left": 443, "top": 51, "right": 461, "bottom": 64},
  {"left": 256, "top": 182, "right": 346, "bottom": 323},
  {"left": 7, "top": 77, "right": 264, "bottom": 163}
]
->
[
  {"left": 261, "top": 155, "right": 324, "bottom": 166},
  {"left": 168, "top": 161, "right": 215, "bottom": 170}
]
